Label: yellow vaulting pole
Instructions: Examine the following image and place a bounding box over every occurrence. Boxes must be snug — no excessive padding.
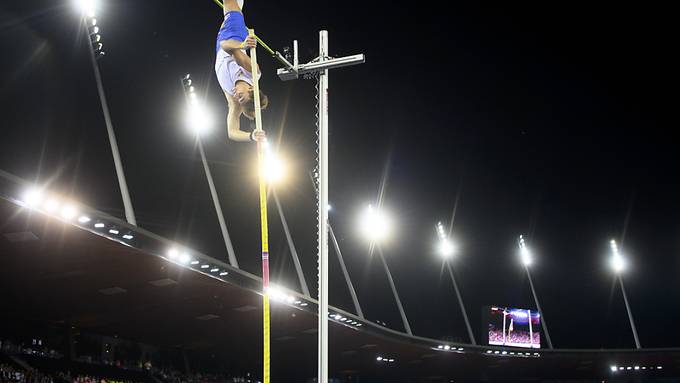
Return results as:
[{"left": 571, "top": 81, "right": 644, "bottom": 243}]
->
[{"left": 248, "top": 29, "right": 270, "bottom": 383}]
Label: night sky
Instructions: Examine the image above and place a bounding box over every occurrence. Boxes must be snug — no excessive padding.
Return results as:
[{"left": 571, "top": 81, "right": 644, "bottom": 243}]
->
[{"left": 1, "top": 1, "right": 678, "bottom": 350}]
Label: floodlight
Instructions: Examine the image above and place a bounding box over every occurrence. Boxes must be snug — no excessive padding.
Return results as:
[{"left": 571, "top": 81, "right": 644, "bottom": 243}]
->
[
  {"left": 438, "top": 239, "right": 455, "bottom": 258},
  {"left": 518, "top": 235, "right": 532, "bottom": 266},
  {"left": 21, "top": 188, "right": 44, "bottom": 208},
  {"left": 359, "top": 204, "right": 391, "bottom": 243},
  {"left": 76, "top": 0, "right": 97, "bottom": 17},
  {"left": 185, "top": 103, "right": 213, "bottom": 135},
  {"left": 609, "top": 239, "right": 626, "bottom": 273},
  {"left": 435, "top": 222, "right": 456, "bottom": 258}
]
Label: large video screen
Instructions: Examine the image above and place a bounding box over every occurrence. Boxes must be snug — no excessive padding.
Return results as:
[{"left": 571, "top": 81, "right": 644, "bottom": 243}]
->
[{"left": 487, "top": 306, "right": 541, "bottom": 348}]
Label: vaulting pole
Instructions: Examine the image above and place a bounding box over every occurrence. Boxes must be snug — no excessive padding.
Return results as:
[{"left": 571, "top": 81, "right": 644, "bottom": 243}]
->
[{"left": 249, "top": 29, "right": 270, "bottom": 383}]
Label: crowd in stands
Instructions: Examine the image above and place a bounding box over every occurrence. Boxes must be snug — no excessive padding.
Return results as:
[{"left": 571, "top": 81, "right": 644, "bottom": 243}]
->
[
  {"left": 2, "top": 338, "right": 257, "bottom": 383},
  {"left": 155, "top": 369, "right": 256, "bottom": 383},
  {"left": 0, "top": 364, "right": 54, "bottom": 383},
  {"left": 488, "top": 329, "right": 541, "bottom": 346}
]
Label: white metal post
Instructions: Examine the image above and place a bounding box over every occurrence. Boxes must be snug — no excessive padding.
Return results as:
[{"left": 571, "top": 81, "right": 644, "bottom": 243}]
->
[
  {"left": 317, "top": 30, "right": 330, "bottom": 383},
  {"left": 445, "top": 261, "right": 476, "bottom": 344},
  {"left": 273, "top": 190, "right": 310, "bottom": 297},
  {"left": 329, "top": 224, "right": 364, "bottom": 318},
  {"left": 86, "top": 21, "right": 136, "bottom": 226},
  {"left": 526, "top": 268, "right": 553, "bottom": 349},
  {"left": 377, "top": 247, "right": 412, "bottom": 335},
  {"left": 196, "top": 138, "right": 239, "bottom": 268},
  {"left": 619, "top": 275, "right": 641, "bottom": 349}
]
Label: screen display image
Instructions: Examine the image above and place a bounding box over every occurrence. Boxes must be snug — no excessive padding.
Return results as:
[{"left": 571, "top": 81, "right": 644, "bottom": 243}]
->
[{"left": 488, "top": 306, "right": 541, "bottom": 348}]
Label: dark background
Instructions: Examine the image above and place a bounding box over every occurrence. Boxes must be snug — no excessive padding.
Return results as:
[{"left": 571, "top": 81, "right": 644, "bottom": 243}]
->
[{"left": 0, "top": 1, "right": 678, "bottom": 349}]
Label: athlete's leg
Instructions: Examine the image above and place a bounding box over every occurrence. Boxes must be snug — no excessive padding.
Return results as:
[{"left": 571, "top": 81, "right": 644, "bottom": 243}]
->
[{"left": 223, "top": 0, "right": 243, "bottom": 14}]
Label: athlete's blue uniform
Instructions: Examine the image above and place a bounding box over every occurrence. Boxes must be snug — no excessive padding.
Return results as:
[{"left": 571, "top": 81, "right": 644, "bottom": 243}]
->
[{"left": 214, "top": 11, "right": 257, "bottom": 96}]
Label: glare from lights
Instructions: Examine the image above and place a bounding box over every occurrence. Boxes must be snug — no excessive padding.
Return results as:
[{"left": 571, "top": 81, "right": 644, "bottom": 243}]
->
[
  {"left": 443, "top": 345, "right": 450, "bottom": 350},
  {"left": 60, "top": 204, "right": 78, "bottom": 220},
  {"left": 108, "top": 229, "right": 119, "bottom": 235},
  {"left": 219, "top": 272, "right": 228, "bottom": 276},
  {"left": 122, "top": 234, "right": 134, "bottom": 240},
  {"left": 76, "top": 0, "right": 98, "bottom": 17},
  {"left": 359, "top": 204, "right": 392, "bottom": 243},
  {"left": 260, "top": 148, "right": 286, "bottom": 183},
  {"left": 94, "top": 223, "right": 105, "bottom": 228},
  {"left": 610, "top": 239, "right": 626, "bottom": 273},
  {"left": 167, "top": 248, "right": 178, "bottom": 259},
  {"left": 267, "top": 286, "right": 296, "bottom": 304},
  {"left": 179, "top": 253, "right": 191, "bottom": 264},
  {"left": 210, "top": 268, "right": 219, "bottom": 273},
  {"left": 21, "top": 188, "right": 44, "bottom": 208},
  {"left": 78, "top": 216, "right": 91, "bottom": 224},
  {"left": 438, "top": 239, "right": 456, "bottom": 258},
  {"left": 191, "top": 260, "right": 200, "bottom": 265},
  {"left": 186, "top": 103, "right": 213, "bottom": 135},
  {"left": 376, "top": 356, "right": 383, "bottom": 361},
  {"left": 44, "top": 199, "right": 60, "bottom": 213},
  {"left": 610, "top": 365, "right": 617, "bottom": 372},
  {"left": 518, "top": 235, "right": 532, "bottom": 266},
  {"left": 201, "top": 264, "right": 210, "bottom": 269}
]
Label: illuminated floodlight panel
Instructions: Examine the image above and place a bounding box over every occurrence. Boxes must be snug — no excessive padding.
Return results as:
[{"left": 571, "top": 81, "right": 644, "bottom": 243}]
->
[
  {"left": 486, "top": 306, "right": 541, "bottom": 349},
  {"left": 359, "top": 204, "right": 391, "bottom": 243}
]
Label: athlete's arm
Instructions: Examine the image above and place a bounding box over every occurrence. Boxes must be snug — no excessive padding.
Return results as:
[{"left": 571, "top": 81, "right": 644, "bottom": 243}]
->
[
  {"left": 219, "top": 37, "right": 259, "bottom": 74},
  {"left": 225, "top": 92, "right": 251, "bottom": 142}
]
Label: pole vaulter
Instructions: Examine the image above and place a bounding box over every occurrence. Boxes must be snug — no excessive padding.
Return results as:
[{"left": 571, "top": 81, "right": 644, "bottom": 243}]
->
[{"left": 212, "top": 0, "right": 364, "bottom": 381}]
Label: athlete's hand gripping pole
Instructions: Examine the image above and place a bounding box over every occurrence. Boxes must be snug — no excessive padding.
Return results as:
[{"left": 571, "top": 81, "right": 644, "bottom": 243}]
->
[{"left": 248, "top": 29, "right": 271, "bottom": 383}]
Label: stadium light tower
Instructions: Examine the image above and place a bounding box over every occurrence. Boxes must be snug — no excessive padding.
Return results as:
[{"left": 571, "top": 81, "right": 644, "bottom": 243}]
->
[
  {"left": 77, "top": 0, "right": 137, "bottom": 226},
  {"left": 610, "top": 239, "right": 641, "bottom": 349},
  {"left": 360, "top": 204, "right": 412, "bottom": 335},
  {"left": 436, "top": 222, "right": 475, "bottom": 344},
  {"left": 180, "top": 74, "right": 238, "bottom": 269},
  {"left": 518, "top": 235, "right": 553, "bottom": 349}
]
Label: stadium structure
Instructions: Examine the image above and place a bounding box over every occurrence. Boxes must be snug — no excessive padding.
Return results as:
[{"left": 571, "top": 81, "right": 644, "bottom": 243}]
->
[{"left": 1, "top": 169, "right": 678, "bottom": 383}]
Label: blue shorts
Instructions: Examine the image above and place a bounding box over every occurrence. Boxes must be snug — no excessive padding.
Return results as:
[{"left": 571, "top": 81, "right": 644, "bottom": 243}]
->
[{"left": 215, "top": 11, "right": 248, "bottom": 53}]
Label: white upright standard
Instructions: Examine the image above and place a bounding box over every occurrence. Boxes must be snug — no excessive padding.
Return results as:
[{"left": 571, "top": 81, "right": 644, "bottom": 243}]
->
[{"left": 277, "top": 30, "right": 364, "bottom": 383}]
